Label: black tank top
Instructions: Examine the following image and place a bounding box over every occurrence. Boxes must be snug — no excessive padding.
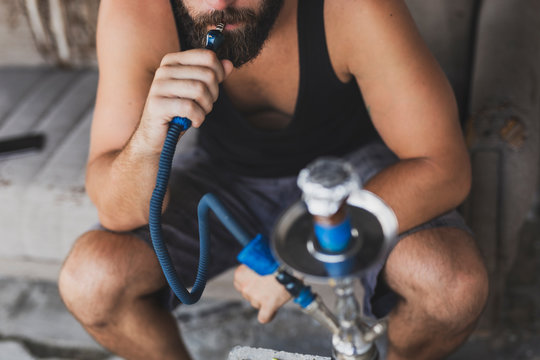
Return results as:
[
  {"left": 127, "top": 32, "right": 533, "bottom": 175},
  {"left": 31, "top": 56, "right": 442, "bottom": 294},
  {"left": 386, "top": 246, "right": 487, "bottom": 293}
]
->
[{"left": 170, "top": 0, "right": 379, "bottom": 177}]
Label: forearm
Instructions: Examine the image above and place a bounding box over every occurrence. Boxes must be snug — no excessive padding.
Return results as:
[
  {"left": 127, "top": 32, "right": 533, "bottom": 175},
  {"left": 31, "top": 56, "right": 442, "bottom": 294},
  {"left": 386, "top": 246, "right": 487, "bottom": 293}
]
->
[
  {"left": 363, "top": 156, "right": 471, "bottom": 234},
  {"left": 86, "top": 131, "right": 170, "bottom": 232}
]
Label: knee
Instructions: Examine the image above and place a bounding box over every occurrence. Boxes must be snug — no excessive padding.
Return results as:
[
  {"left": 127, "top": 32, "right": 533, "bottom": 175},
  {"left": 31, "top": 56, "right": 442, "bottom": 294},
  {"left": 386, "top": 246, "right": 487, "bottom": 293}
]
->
[
  {"left": 59, "top": 231, "right": 126, "bottom": 328},
  {"left": 389, "top": 228, "right": 490, "bottom": 333},
  {"left": 422, "top": 252, "right": 489, "bottom": 332}
]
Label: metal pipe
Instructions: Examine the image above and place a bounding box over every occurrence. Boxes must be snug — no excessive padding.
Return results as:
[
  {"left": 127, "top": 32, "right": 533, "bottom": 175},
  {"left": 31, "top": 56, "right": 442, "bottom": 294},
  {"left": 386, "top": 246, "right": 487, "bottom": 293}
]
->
[{"left": 302, "top": 295, "right": 340, "bottom": 335}]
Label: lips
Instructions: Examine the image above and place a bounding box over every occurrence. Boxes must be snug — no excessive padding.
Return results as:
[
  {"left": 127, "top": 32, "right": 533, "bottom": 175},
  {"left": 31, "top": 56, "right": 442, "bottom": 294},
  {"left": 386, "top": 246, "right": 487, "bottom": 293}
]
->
[{"left": 224, "top": 23, "right": 241, "bottom": 30}]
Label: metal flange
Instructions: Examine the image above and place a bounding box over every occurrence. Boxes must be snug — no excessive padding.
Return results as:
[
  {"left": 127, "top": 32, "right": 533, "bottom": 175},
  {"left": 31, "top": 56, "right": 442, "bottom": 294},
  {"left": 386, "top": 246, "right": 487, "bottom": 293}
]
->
[{"left": 271, "top": 190, "right": 398, "bottom": 282}]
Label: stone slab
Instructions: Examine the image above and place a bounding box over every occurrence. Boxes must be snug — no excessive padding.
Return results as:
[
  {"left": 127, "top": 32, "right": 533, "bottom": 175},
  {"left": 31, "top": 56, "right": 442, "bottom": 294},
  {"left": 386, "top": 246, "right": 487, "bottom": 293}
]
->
[
  {"left": 0, "top": 341, "right": 35, "bottom": 360},
  {"left": 228, "top": 346, "right": 330, "bottom": 360}
]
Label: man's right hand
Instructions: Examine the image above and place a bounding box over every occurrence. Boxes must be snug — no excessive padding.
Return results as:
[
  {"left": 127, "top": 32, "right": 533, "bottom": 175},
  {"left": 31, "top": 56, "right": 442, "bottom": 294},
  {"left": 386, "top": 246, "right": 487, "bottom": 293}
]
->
[{"left": 136, "top": 49, "right": 234, "bottom": 154}]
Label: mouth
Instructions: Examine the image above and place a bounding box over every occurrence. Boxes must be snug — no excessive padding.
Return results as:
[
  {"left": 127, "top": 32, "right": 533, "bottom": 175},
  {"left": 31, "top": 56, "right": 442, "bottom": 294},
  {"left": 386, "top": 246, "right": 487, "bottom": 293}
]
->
[
  {"left": 224, "top": 23, "right": 242, "bottom": 30},
  {"left": 207, "top": 22, "right": 242, "bottom": 32}
]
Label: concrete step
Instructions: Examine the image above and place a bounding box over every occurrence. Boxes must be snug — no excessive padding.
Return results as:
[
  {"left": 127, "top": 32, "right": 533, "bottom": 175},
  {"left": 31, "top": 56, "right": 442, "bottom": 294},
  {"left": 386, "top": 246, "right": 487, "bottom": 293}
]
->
[{"left": 0, "top": 67, "right": 99, "bottom": 262}]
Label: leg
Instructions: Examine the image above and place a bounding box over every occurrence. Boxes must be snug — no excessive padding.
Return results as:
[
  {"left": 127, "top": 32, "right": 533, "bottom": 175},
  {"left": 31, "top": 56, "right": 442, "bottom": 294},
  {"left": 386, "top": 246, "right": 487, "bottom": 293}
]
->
[
  {"left": 58, "top": 230, "right": 191, "bottom": 360},
  {"left": 384, "top": 227, "right": 488, "bottom": 360}
]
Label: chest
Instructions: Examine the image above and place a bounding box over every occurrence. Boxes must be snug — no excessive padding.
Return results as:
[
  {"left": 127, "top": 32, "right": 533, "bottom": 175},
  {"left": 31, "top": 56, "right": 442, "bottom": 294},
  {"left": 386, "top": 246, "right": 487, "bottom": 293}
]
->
[{"left": 222, "top": 19, "right": 300, "bottom": 130}]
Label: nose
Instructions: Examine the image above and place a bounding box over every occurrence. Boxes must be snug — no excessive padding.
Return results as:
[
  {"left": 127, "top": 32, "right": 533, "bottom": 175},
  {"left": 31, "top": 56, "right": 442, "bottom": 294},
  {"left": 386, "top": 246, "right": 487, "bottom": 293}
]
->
[{"left": 205, "top": 0, "right": 236, "bottom": 11}]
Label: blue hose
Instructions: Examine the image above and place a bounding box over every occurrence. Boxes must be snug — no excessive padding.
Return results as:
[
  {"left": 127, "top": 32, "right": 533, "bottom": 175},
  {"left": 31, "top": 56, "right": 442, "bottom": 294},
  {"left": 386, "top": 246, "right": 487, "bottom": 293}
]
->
[
  {"left": 197, "top": 193, "right": 251, "bottom": 247},
  {"left": 149, "top": 117, "right": 252, "bottom": 304},
  {"left": 149, "top": 25, "right": 247, "bottom": 305},
  {"left": 149, "top": 119, "right": 203, "bottom": 304}
]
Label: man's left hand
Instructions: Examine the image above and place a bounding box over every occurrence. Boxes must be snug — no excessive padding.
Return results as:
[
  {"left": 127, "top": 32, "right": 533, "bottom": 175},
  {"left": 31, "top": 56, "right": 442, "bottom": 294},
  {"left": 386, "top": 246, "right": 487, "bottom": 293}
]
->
[{"left": 233, "top": 265, "right": 292, "bottom": 323}]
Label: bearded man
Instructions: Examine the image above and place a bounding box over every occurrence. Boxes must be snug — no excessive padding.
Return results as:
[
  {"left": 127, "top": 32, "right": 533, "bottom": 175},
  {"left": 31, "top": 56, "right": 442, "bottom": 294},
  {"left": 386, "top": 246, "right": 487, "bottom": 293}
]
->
[{"left": 58, "top": 0, "right": 488, "bottom": 359}]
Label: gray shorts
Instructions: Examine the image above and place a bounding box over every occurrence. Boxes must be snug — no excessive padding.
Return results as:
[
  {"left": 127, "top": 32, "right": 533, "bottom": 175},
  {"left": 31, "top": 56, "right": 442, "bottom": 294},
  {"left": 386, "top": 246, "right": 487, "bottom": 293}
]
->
[{"left": 95, "top": 141, "right": 470, "bottom": 317}]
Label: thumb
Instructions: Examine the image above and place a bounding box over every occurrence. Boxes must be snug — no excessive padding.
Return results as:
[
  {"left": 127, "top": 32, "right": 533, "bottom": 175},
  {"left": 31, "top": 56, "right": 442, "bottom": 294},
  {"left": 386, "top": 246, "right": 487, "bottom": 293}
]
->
[
  {"left": 257, "top": 304, "right": 277, "bottom": 324},
  {"left": 221, "top": 59, "right": 234, "bottom": 79}
]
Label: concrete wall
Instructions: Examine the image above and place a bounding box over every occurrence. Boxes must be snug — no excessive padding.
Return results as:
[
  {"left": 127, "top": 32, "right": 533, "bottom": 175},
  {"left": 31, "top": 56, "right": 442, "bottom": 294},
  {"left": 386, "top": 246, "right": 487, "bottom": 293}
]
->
[{"left": 0, "top": 0, "right": 98, "bottom": 67}]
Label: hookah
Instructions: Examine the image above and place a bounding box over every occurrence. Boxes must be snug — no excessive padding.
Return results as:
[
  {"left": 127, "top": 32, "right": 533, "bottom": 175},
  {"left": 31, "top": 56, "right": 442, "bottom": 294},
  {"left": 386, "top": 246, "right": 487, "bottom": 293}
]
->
[{"left": 271, "top": 157, "right": 398, "bottom": 359}]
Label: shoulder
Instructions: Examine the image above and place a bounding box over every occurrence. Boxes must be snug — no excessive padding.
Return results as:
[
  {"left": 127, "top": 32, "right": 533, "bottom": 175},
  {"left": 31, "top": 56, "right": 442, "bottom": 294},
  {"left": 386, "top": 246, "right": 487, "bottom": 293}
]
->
[
  {"left": 325, "top": 0, "right": 415, "bottom": 39},
  {"left": 325, "top": 0, "right": 424, "bottom": 80},
  {"left": 96, "top": 0, "right": 179, "bottom": 74}
]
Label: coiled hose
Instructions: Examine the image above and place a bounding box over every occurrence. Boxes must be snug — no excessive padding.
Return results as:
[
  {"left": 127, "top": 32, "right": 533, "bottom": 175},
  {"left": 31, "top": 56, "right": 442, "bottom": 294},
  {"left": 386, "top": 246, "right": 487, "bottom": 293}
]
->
[
  {"left": 149, "top": 117, "right": 252, "bottom": 304},
  {"left": 149, "top": 25, "right": 229, "bottom": 305}
]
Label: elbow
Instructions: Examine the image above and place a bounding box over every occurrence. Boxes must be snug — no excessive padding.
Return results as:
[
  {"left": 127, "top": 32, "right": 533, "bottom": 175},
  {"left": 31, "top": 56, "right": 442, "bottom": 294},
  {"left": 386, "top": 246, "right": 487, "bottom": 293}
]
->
[
  {"left": 97, "top": 212, "right": 122, "bottom": 232},
  {"left": 454, "top": 163, "right": 471, "bottom": 207},
  {"left": 91, "top": 190, "right": 146, "bottom": 232},
  {"left": 445, "top": 154, "right": 472, "bottom": 209},
  {"left": 97, "top": 210, "right": 144, "bottom": 233}
]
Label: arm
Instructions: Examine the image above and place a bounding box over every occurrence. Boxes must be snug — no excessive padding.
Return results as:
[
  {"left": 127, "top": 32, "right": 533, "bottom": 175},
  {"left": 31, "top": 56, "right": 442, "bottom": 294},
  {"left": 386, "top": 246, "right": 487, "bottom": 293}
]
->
[
  {"left": 88, "top": 0, "right": 232, "bottom": 231},
  {"left": 330, "top": 0, "right": 471, "bottom": 233}
]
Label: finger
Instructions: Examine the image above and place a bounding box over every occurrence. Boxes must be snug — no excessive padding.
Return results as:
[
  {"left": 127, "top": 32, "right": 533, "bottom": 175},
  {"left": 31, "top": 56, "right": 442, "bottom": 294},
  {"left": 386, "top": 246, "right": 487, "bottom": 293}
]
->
[
  {"left": 147, "top": 97, "right": 206, "bottom": 128},
  {"left": 152, "top": 78, "right": 214, "bottom": 114},
  {"left": 250, "top": 299, "right": 261, "bottom": 309},
  {"left": 221, "top": 59, "right": 234, "bottom": 79},
  {"left": 257, "top": 304, "right": 277, "bottom": 324},
  {"left": 155, "top": 65, "right": 220, "bottom": 101},
  {"left": 161, "top": 50, "right": 226, "bottom": 82}
]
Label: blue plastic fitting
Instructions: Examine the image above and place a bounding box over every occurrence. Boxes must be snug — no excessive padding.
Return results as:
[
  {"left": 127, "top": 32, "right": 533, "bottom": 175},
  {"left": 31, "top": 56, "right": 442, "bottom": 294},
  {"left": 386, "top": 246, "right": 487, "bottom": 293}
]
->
[
  {"left": 294, "top": 286, "right": 316, "bottom": 309},
  {"left": 314, "top": 217, "right": 355, "bottom": 277},
  {"left": 237, "top": 234, "right": 279, "bottom": 276},
  {"left": 170, "top": 116, "right": 192, "bottom": 131},
  {"left": 314, "top": 217, "right": 352, "bottom": 253}
]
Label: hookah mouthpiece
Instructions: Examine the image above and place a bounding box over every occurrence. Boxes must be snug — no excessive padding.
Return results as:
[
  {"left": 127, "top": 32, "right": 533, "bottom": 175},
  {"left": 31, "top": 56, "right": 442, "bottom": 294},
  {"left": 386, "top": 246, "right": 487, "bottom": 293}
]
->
[{"left": 205, "top": 23, "right": 225, "bottom": 51}]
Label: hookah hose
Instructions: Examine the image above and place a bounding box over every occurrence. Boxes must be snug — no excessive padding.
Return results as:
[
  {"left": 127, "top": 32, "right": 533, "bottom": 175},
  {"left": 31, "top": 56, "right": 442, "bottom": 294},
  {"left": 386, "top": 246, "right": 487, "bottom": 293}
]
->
[
  {"left": 148, "top": 24, "right": 231, "bottom": 305},
  {"left": 149, "top": 24, "right": 319, "bottom": 311}
]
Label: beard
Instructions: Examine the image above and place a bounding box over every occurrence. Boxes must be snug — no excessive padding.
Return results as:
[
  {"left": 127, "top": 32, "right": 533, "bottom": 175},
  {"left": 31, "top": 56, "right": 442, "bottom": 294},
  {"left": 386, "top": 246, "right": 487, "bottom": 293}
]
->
[{"left": 175, "top": 0, "right": 284, "bottom": 67}]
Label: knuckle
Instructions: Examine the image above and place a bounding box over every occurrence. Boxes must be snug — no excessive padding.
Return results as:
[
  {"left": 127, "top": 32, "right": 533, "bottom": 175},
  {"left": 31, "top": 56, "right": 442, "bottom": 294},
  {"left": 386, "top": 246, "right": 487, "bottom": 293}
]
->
[
  {"left": 203, "top": 67, "right": 218, "bottom": 85},
  {"left": 200, "top": 50, "right": 217, "bottom": 65},
  {"left": 154, "top": 66, "right": 167, "bottom": 79},
  {"left": 186, "top": 100, "right": 199, "bottom": 114},
  {"left": 182, "top": 99, "right": 197, "bottom": 113},
  {"left": 150, "top": 78, "right": 165, "bottom": 92},
  {"left": 190, "top": 113, "right": 205, "bottom": 128},
  {"left": 235, "top": 265, "right": 247, "bottom": 278},
  {"left": 192, "top": 81, "right": 207, "bottom": 98},
  {"left": 160, "top": 52, "right": 178, "bottom": 66},
  {"left": 160, "top": 54, "right": 172, "bottom": 66}
]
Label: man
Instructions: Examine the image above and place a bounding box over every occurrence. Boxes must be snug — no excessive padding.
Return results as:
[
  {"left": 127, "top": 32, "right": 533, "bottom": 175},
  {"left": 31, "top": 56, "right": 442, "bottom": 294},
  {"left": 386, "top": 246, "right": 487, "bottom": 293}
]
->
[{"left": 58, "top": 0, "right": 488, "bottom": 359}]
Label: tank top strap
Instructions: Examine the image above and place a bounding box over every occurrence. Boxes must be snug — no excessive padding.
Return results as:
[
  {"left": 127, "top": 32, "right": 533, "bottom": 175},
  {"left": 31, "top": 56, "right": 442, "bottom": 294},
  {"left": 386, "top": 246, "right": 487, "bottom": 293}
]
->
[{"left": 297, "top": 0, "right": 346, "bottom": 92}]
